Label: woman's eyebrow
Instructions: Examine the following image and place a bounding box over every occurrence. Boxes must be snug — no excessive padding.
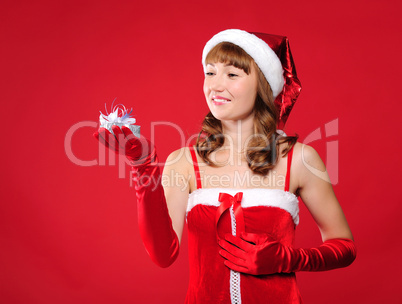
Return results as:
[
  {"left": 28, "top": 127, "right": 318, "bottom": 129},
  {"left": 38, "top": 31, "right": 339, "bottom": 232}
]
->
[{"left": 206, "top": 63, "right": 236, "bottom": 68}]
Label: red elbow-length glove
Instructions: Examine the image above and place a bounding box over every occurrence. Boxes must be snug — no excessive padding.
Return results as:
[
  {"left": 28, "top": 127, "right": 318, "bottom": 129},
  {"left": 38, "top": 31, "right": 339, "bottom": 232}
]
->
[
  {"left": 219, "top": 232, "right": 356, "bottom": 275},
  {"left": 94, "top": 126, "right": 179, "bottom": 268}
]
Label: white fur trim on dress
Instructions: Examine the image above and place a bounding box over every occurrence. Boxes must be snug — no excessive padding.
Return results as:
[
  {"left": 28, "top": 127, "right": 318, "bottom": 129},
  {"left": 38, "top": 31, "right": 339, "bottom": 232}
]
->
[
  {"left": 202, "top": 29, "right": 285, "bottom": 99},
  {"left": 187, "top": 188, "right": 299, "bottom": 225}
]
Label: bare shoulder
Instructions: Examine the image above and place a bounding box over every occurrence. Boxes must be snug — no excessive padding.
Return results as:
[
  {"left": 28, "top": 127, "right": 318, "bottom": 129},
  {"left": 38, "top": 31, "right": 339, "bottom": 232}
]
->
[
  {"left": 277, "top": 141, "right": 328, "bottom": 193},
  {"left": 291, "top": 142, "right": 326, "bottom": 172},
  {"left": 290, "top": 142, "right": 334, "bottom": 194},
  {"left": 164, "top": 147, "right": 193, "bottom": 173}
]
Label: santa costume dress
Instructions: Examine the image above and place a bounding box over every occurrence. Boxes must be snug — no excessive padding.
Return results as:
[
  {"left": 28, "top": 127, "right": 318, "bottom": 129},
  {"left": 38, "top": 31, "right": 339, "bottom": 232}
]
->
[{"left": 185, "top": 145, "right": 303, "bottom": 303}]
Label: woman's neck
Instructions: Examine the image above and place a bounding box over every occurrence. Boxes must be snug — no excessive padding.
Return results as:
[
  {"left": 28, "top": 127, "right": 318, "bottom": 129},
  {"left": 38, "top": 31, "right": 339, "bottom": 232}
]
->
[{"left": 221, "top": 115, "right": 255, "bottom": 153}]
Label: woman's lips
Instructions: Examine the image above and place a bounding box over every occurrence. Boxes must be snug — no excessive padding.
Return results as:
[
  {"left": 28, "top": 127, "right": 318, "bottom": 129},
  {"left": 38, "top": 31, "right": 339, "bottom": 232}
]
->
[{"left": 212, "top": 95, "right": 231, "bottom": 105}]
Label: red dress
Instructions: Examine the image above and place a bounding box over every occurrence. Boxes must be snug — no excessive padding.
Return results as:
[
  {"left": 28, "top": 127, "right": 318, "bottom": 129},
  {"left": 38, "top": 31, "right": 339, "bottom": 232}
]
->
[{"left": 185, "top": 146, "right": 303, "bottom": 304}]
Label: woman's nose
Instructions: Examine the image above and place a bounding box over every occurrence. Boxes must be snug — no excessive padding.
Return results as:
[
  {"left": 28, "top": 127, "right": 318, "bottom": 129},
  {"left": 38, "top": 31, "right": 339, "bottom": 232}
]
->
[{"left": 209, "top": 74, "right": 225, "bottom": 92}]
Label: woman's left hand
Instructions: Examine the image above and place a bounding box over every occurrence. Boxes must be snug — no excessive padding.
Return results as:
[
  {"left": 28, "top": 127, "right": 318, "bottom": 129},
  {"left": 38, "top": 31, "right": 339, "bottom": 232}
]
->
[
  {"left": 218, "top": 232, "right": 289, "bottom": 275},
  {"left": 219, "top": 230, "right": 356, "bottom": 275}
]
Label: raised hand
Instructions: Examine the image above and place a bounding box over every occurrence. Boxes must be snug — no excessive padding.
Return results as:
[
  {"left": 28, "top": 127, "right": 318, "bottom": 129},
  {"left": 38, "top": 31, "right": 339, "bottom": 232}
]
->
[{"left": 94, "top": 126, "right": 153, "bottom": 165}]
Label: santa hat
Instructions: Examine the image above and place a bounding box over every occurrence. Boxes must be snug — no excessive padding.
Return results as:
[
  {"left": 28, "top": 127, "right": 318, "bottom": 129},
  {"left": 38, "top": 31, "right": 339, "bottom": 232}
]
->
[{"left": 202, "top": 29, "right": 301, "bottom": 128}]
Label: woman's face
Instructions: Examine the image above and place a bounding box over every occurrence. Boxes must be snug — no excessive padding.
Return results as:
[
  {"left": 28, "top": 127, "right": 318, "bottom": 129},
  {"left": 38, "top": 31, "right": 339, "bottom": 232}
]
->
[{"left": 203, "top": 62, "right": 258, "bottom": 122}]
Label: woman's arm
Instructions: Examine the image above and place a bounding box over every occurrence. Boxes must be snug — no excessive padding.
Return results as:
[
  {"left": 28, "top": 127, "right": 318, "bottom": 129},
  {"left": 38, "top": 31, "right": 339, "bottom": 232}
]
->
[
  {"left": 218, "top": 142, "right": 356, "bottom": 274},
  {"left": 293, "top": 143, "right": 353, "bottom": 241},
  {"left": 94, "top": 126, "right": 190, "bottom": 267},
  {"left": 132, "top": 145, "right": 191, "bottom": 267},
  {"left": 162, "top": 147, "right": 191, "bottom": 244}
]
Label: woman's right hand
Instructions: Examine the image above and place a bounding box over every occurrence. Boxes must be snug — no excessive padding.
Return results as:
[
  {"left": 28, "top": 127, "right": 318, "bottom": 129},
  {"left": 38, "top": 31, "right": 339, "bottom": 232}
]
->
[{"left": 94, "top": 125, "right": 153, "bottom": 165}]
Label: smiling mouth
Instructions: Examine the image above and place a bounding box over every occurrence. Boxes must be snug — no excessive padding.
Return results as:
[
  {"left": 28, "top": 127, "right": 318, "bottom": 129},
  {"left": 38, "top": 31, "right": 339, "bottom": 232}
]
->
[{"left": 212, "top": 96, "right": 231, "bottom": 105}]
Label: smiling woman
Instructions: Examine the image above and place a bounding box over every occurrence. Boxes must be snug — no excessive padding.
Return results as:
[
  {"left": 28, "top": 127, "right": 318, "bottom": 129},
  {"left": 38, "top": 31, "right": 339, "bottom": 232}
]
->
[
  {"left": 199, "top": 39, "right": 298, "bottom": 176},
  {"left": 94, "top": 29, "right": 356, "bottom": 304},
  {"left": 204, "top": 61, "right": 258, "bottom": 121}
]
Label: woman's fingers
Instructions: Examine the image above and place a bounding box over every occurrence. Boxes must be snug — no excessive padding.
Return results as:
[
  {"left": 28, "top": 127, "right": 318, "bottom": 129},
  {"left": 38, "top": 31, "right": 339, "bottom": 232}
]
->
[
  {"left": 240, "top": 232, "right": 272, "bottom": 245},
  {"left": 96, "top": 128, "right": 119, "bottom": 152},
  {"left": 95, "top": 126, "right": 153, "bottom": 163},
  {"left": 121, "top": 127, "right": 154, "bottom": 161},
  {"left": 111, "top": 125, "right": 128, "bottom": 150},
  {"left": 223, "top": 259, "right": 249, "bottom": 273},
  {"left": 93, "top": 131, "right": 111, "bottom": 148},
  {"left": 121, "top": 126, "right": 137, "bottom": 141},
  {"left": 223, "top": 233, "right": 254, "bottom": 252},
  {"left": 219, "top": 239, "right": 248, "bottom": 261}
]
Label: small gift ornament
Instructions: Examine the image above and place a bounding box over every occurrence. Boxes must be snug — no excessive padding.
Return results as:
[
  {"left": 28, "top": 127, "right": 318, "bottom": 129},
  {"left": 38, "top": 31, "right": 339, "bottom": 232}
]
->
[{"left": 99, "top": 103, "right": 140, "bottom": 137}]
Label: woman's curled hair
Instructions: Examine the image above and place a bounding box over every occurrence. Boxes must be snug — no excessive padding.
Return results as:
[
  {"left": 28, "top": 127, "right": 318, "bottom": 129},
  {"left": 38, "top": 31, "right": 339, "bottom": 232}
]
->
[{"left": 196, "top": 42, "right": 298, "bottom": 176}]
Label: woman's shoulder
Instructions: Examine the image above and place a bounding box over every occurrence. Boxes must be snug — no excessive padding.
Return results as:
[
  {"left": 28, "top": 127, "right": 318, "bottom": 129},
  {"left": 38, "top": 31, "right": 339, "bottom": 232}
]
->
[
  {"left": 293, "top": 142, "right": 325, "bottom": 169},
  {"left": 277, "top": 141, "right": 326, "bottom": 192},
  {"left": 165, "top": 146, "right": 194, "bottom": 172},
  {"left": 278, "top": 140, "right": 319, "bottom": 160},
  {"left": 285, "top": 142, "right": 327, "bottom": 182}
]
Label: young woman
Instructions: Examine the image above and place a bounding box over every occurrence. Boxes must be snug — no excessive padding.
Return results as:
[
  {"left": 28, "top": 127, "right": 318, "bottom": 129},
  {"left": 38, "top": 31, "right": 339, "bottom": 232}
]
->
[{"left": 95, "top": 29, "right": 356, "bottom": 304}]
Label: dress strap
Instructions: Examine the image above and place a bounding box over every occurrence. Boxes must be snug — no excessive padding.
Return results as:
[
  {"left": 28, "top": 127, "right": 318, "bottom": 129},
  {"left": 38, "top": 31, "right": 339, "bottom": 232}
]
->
[
  {"left": 189, "top": 146, "right": 202, "bottom": 189},
  {"left": 284, "top": 145, "right": 294, "bottom": 192}
]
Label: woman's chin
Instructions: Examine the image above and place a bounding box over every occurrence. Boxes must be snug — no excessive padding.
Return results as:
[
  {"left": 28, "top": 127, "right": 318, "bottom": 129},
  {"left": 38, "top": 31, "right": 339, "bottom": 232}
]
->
[
  {"left": 209, "top": 112, "right": 230, "bottom": 121},
  {"left": 210, "top": 110, "right": 254, "bottom": 123}
]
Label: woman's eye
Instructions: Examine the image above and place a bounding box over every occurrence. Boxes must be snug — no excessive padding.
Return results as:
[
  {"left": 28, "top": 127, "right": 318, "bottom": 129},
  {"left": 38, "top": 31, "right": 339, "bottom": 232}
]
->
[
  {"left": 205, "top": 72, "right": 215, "bottom": 76},
  {"left": 228, "top": 73, "right": 238, "bottom": 78}
]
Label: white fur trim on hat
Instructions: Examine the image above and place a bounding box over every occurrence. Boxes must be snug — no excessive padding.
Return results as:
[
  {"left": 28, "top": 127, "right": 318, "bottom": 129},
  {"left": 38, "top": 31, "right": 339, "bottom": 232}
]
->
[{"left": 202, "top": 29, "right": 285, "bottom": 98}]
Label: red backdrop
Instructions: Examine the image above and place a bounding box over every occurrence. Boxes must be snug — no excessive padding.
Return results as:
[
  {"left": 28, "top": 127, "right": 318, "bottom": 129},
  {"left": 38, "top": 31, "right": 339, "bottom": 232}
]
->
[{"left": 1, "top": 0, "right": 401, "bottom": 303}]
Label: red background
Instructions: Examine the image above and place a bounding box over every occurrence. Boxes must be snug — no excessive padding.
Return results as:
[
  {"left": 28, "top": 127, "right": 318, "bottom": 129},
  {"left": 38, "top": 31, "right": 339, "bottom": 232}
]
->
[{"left": 1, "top": 0, "right": 401, "bottom": 303}]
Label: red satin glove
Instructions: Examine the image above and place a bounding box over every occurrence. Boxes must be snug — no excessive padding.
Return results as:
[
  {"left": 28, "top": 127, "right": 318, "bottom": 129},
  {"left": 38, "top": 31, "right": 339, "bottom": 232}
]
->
[
  {"left": 94, "top": 126, "right": 152, "bottom": 164},
  {"left": 94, "top": 126, "right": 179, "bottom": 268},
  {"left": 219, "top": 232, "right": 356, "bottom": 275}
]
